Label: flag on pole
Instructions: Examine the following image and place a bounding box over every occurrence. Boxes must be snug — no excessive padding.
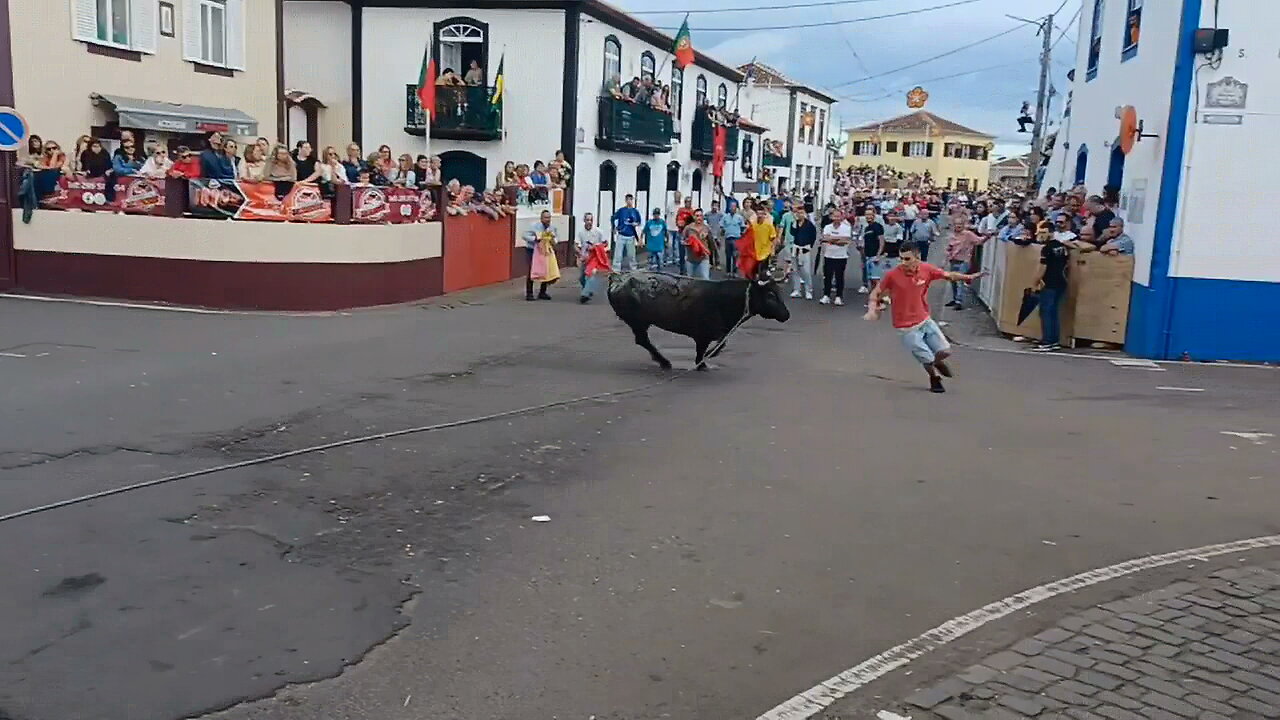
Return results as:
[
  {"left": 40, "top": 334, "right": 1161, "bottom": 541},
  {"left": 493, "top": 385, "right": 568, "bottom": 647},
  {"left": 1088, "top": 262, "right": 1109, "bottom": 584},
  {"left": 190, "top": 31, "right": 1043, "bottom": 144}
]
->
[
  {"left": 492, "top": 53, "right": 505, "bottom": 107},
  {"left": 416, "top": 47, "right": 437, "bottom": 121},
  {"left": 672, "top": 15, "right": 695, "bottom": 69}
]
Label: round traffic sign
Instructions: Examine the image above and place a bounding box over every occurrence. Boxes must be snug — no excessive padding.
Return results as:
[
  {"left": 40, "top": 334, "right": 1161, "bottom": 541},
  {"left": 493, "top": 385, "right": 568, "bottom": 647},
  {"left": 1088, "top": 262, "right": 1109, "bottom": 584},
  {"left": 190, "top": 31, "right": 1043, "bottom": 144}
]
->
[{"left": 0, "top": 107, "right": 29, "bottom": 152}]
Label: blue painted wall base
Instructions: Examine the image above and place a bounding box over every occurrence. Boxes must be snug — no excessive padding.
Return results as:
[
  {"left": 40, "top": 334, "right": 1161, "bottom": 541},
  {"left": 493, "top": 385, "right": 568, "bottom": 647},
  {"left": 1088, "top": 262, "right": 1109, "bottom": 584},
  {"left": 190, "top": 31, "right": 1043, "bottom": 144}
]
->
[{"left": 1127, "top": 278, "right": 1280, "bottom": 362}]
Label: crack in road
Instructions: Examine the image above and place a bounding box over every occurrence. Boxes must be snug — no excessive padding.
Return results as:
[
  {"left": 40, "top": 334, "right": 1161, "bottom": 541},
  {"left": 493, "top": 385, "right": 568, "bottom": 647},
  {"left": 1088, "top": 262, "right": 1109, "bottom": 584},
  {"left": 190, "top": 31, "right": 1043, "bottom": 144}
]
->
[{"left": 0, "top": 445, "right": 179, "bottom": 471}]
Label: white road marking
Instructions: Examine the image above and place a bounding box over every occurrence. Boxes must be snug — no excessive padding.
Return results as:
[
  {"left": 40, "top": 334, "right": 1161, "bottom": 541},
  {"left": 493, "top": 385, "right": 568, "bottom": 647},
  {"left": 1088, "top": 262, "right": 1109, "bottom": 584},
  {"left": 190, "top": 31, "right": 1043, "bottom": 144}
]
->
[
  {"left": 1157, "top": 386, "right": 1205, "bottom": 392},
  {"left": 0, "top": 352, "right": 27, "bottom": 358},
  {"left": 756, "top": 534, "right": 1280, "bottom": 720},
  {"left": 1109, "top": 359, "right": 1165, "bottom": 371},
  {"left": 1221, "top": 431, "right": 1274, "bottom": 444}
]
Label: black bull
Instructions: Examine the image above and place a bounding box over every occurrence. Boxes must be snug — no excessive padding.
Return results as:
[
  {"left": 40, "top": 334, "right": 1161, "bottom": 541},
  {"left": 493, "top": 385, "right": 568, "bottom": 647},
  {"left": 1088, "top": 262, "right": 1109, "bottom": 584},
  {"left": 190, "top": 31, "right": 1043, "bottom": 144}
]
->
[{"left": 607, "top": 272, "right": 791, "bottom": 370}]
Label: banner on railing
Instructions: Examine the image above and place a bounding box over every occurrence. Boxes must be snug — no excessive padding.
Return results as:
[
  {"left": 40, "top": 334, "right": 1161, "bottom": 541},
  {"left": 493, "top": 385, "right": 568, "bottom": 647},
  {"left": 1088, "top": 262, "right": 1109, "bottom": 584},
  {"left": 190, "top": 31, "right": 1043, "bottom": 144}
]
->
[
  {"left": 187, "top": 179, "right": 333, "bottom": 223},
  {"left": 351, "top": 185, "right": 437, "bottom": 224},
  {"left": 40, "top": 175, "right": 167, "bottom": 215}
]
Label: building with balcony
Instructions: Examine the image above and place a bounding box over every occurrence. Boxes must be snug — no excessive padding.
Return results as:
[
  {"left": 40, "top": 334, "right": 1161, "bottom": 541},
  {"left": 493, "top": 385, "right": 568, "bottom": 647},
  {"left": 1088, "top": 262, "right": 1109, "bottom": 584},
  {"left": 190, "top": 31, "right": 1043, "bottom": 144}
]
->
[
  {"left": 1037, "top": 0, "right": 1279, "bottom": 362},
  {"left": 282, "top": 0, "right": 767, "bottom": 225},
  {"left": 736, "top": 62, "right": 837, "bottom": 201},
  {"left": 10, "top": 0, "right": 279, "bottom": 154},
  {"left": 841, "top": 111, "right": 996, "bottom": 191}
]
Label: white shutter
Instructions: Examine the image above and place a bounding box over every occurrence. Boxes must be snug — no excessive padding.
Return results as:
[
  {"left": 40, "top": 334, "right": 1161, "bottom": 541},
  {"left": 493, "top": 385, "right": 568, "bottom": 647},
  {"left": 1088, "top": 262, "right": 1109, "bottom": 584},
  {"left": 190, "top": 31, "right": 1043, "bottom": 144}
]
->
[
  {"left": 181, "top": 0, "right": 203, "bottom": 62},
  {"left": 225, "top": 0, "right": 245, "bottom": 70},
  {"left": 130, "top": 0, "right": 158, "bottom": 54},
  {"left": 71, "top": 0, "right": 99, "bottom": 43}
]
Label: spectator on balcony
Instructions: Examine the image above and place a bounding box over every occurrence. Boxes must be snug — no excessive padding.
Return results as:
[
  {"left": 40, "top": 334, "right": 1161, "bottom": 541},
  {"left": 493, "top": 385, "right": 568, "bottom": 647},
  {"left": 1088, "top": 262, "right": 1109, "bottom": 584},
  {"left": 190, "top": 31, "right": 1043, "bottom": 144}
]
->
[
  {"left": 197, "top": 138, "right": 235, "bottom": 181},
  {"left": 529, "top": 161, "right": 550, "bottom": 203},
  {"left": 221, "top": 139, "right": 243, "bottom": 179},
  {"left": 436, "top": 68, "right": 466, "bottom": 119},
  {"left": 37, "top": 140, "right": 69, "bottom": 174},
  {"left": 343, "top": 143, "right": 369, "bottom": 183},
  {"left": 18, "top": 134, "right": 43, "bottom": 168},
  {"left": 293, "top": 141, "right": 320, "bottom": 183},
  {"left": 464, "top": 60, "right": 484, "bottom": 86},
  {"left": 548, "top": 167, "right": 566, "bottom": 191},
  {"left": 169, "top": 146, "right": 201, "bottom": 179},
  {"left": 495, "top": 160, "right": 518, "bottom": 188},
  {"left": 111, "top": 136, "right": 144, "bottom": 177},
  {"left": 139, "top": 145, "right": 173, "bottom": 178},
  {"left": 374, "top": 145, "right": 395, "bottom": 181},
  {"left": 265, "top": 144, "right": 298, "bottom": 197},
  {"left": 69, "top": 135, "right": 93, "bottom": 174},
  {"left": 198, "top": 132, "right": 224, "bottom": 179},
  {"left": 515, "top": 163, "right": 532, "bottom": 204},
  {"left": 79, "top": 139, "right": 112, "bottom": 178},
  {"left": 621, "top": 76, "right": 641, "bottom": 101},
  {"left": 256, "top": 137, "right": 271, "bottom": 160},
  {"left": 606, "top": 74, "right": 624, "bottom": 99},
  {"left": 239, "top": 143, "right": 265, "bottom": 181},
  {"left": 387, "top": 154, "right": 417, "bottom": 187},
  {"left": 552, "top": 150, "right": 572, "bottom": 186},
  {"left": 317, "top": 146, "right": 347, "bottom": 194}
]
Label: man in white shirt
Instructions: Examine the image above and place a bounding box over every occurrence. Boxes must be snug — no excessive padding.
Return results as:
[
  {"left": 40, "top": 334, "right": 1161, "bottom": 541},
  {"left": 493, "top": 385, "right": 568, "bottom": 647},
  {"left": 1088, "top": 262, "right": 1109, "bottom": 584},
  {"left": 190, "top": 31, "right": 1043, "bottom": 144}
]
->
[
  {"left": 978, "top": 199, "right": 1009, "bottom": 240},
  {"left": 665, "top": 191, "right": 684, "bottom": 268},
  {"left": 901, "top": 198, "right": 920, "bottom": 242},
  {"left": 819, "top": 208, "right": 853, "bottom": 306},
  {"left": 578, "top": 213, "right": 606, "bottom": 303}
]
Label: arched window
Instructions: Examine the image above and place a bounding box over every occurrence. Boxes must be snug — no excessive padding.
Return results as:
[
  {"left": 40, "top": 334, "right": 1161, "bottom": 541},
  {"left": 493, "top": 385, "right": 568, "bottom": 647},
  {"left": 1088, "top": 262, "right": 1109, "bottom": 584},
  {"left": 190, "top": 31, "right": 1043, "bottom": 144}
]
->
[
  {"left": 600, "top": 160, "right": 617, "bottom": 192},
  {"left": 434, "top": 17, "right": 488, "bottom": 83},
  {"left": 692, "top": 168, "right": 703, "bottom": 192},
  {"left": 717, "top": 83, "right": 728, "bottom": 109},
  {"left": 666, "top": 161, "right": 680, "bottom": 192},
  {"left": 636, "top": 163, "right": 651, "bottom": 193},
  {"left": 640, "top": 51, "right": 656, "bottom": 82},
  {"left": 695, "top": 75, "right": 707, "bottom": 107},
  {"left": 671, "top": 67, "right": 684, "bottom": 119},
  {"left": 1074, "top": 145, "right": 1089, "bottom": 186},
  {"left": 603, "top": 35, "right": 622, "bottom": 92}
]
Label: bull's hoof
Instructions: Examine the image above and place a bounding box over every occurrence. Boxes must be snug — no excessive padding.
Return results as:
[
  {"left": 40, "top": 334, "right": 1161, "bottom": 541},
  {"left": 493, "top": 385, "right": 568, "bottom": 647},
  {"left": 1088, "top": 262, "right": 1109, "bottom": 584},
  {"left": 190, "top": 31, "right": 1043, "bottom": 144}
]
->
[
  {"left": 658, "top": 362, "right": 673, "bottom": 370},
  {"left": 695, "top": 363, "right": 709, "bottom": 372}
]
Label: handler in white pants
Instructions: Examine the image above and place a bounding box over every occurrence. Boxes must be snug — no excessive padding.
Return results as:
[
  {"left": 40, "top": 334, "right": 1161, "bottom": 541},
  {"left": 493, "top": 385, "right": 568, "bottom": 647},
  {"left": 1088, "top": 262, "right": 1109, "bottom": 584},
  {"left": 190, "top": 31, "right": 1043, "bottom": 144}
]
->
[{"left": 788, "top": 206, "right": 818, "bottom": 299}]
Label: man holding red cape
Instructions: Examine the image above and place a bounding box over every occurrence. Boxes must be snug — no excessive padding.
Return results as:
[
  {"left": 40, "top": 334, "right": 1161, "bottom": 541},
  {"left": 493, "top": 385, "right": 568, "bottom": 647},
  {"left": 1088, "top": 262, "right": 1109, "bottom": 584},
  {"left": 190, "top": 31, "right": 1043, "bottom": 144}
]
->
[{"left": 578, "top": 213, "right": 613, "bottom": 304}]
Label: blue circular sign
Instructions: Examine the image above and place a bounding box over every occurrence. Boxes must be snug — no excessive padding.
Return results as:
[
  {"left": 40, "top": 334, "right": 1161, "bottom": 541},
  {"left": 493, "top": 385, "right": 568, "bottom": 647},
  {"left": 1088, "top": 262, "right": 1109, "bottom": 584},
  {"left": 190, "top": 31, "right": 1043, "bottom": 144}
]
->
[{"left": 0, "top": 107, "right": 29, "bottom": 152}]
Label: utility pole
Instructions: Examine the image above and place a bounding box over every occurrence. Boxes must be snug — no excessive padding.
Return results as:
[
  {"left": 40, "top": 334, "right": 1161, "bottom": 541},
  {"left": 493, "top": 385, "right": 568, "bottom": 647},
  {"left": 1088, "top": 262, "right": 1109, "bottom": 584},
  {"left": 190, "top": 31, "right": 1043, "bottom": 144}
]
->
[{"left": 1028, "top": 13, "right": 1053, "bottom": 188}]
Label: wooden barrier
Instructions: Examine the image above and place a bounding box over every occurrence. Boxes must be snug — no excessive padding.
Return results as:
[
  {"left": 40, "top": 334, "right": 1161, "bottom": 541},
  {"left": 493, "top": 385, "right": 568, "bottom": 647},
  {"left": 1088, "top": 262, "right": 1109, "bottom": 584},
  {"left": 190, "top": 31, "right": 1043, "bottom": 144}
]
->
[
  {"left": 987, "top": 242, "right": 1133, "bottom": 346},
  {"left": 442, "top": 213, "right": 515, "bottom": 294}
]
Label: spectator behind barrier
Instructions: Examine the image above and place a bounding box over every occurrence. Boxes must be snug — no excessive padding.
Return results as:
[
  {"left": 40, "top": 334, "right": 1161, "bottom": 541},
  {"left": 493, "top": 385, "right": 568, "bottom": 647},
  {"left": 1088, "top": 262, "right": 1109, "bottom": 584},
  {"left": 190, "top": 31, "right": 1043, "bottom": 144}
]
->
[
  {"left": 139, "top": 145, "right": 173, "bottom": 178},
  {"left": 240, "top": 144, "right": 266, "bottom": 181},
  {"left": 387, "top": 153, "right": 416, "bottom": 187},
  {"left": 343, "top": 143, "right": 369, "bottom": 183},
  {"left": 19, "top": 134, "right": 43, "bottom": 168},
  {"left": 265, "top": 144, "right": 298, "bottom": 200},
  {"left": 198, "top": 132, "right": 224, "bottom": 179},
  {"left": 293, "top": 141, "right": 320, "bottom": 183},
  {"left": 69, "top": 135, "right": 92, "bottom": 174},
  {"left": 111, "top": 136, "right": 143, "bottom": 177},
  {"left": 169, "top": 146, "right": 201, "bottom": 179},
  {"left": 79, "top": 139, "right": 112, "bottom": 178}
]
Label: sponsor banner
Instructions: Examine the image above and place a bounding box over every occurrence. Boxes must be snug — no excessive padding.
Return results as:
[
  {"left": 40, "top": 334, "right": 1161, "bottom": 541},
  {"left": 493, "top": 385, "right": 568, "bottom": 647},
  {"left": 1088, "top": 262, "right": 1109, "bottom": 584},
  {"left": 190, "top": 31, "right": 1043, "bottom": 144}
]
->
[
  {"left": 187, "top": 179, "right": 333, "bottom": 223},
  {"left": 351, "top": 185, "right": 438, "bottom": 224},
  {"left": 39, "top": 175, "right": 167, "bottom": 215}
]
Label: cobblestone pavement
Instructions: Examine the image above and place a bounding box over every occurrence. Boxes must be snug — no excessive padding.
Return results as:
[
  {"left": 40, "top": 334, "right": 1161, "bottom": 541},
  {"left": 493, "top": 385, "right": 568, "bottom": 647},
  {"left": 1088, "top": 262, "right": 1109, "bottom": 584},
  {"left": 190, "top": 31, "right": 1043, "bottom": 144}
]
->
[{"left": 889, "top": 564, "right": 1280, "bottom": 720}]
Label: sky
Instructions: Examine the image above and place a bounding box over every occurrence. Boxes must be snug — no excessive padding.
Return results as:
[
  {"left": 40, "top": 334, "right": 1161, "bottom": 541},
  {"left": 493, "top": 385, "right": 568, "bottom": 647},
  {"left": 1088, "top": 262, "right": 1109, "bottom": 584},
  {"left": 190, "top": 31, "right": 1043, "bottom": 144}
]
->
[{"left": 612, "top": 0, "right": 1081, "bottom": 159}]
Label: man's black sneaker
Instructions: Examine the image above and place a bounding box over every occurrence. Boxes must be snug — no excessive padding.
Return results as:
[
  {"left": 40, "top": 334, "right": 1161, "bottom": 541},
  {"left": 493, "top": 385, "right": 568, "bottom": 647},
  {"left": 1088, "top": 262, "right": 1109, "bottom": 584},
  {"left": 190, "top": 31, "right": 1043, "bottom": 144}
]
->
[
  {"left": 930, "top": 377, "right": 946, "bottom": 393},
  {"left": 934, "top": 358, "right": 954, "bottom": 378},
  {"left": 944, "top": 301, "right": 959, "bottom": 308},
  {"left": 537, "top": 293, "right": 553, "bottom": 301},
  {"left": 1032, "top": 343, "right": 1061, "bottom": 352},
  {"left": 579, "top": 296, "right": 590, "bottom": 304},
  {"left": 525, "top": 295, "right": 537, "bottom": 302}
]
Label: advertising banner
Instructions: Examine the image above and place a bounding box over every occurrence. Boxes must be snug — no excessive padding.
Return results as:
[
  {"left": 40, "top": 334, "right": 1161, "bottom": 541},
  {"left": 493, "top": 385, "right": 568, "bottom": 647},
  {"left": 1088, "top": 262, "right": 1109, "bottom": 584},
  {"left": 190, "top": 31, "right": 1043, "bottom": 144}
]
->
[
  {"left": 187, "top": 179, "right": 332, "bottom": 223},
  {"left": 40, "top": 175, "right": 166, "bottom": 215},
  {"left": 350, "top": 185, "right": 438, "bottom": 224}
]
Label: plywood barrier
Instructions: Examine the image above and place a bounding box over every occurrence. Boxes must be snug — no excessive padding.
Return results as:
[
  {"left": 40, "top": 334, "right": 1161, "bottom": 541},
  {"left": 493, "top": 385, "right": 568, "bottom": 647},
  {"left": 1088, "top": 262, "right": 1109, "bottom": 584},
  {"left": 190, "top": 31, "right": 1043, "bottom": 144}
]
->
[
  {"left": 442, "top": 213, "right": 515, "bottom": 294},
  {"left": 989, "top": 242, "right": 1132, "bottom": 346}
]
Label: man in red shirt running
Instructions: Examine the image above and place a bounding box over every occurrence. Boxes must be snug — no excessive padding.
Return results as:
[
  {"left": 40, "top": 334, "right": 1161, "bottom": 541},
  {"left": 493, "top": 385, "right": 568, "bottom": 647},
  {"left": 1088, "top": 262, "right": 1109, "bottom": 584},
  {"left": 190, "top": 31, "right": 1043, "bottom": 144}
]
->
[{"left": 864, "top": 245, "right": 984, "bottom": 393}]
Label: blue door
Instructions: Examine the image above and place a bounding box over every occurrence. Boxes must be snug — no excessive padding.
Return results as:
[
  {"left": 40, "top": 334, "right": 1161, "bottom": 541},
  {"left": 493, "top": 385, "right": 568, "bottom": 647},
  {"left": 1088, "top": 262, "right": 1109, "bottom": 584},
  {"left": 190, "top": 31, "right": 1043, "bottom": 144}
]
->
[
  {"left": 1074, "top": 145, "right": 1088, "bottom": 186},
  {"left": 1107, "top": 145, "right": 1126, "bottom": 195}
]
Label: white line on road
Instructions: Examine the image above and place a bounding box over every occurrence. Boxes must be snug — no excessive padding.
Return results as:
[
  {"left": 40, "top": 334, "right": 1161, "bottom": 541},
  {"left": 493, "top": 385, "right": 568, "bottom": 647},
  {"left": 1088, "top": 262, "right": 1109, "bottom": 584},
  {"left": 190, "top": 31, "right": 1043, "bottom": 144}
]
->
[
  {"left": 756, "top": 534, "right": 1280, "bottom": 720},
  {"left": 0, "top": 352, "right": 27, "bottom": 358},
  {"left": 1156, "top": 386, "right": 1206, "bottom": 392}
]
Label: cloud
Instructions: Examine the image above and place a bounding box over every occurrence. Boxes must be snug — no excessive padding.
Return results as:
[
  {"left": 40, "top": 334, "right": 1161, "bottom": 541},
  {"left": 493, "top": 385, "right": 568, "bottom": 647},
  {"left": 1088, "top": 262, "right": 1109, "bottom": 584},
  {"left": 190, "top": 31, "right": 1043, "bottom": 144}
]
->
[{"left": 705, "top": 30, "right": 799, "bottom": 65}]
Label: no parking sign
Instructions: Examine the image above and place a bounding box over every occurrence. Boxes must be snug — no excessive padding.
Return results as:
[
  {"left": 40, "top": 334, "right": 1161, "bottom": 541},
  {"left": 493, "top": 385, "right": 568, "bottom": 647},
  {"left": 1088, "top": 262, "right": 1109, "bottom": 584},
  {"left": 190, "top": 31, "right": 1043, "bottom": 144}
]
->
[{"left": 0, "top": 107, "right": 29, "bottom": 151}]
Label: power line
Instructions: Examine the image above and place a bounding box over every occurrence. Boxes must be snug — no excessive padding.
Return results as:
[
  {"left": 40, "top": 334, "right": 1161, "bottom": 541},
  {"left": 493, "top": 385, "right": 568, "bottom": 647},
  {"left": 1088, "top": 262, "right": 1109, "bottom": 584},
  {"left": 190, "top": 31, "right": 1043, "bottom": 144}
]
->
[
  {"left": 828, "top": 5, "right": 894, "bottom": 97},
  {"left": 632, "top": 0, "right": 894, "bottom": 14},
  {"left": 1050, "top": 5, "right": 1082, "bottom": 50},
  {"left": 836, "top": 60, "right": 1028, "bottom": 102},
  {"left": 829, "top": 24, "right": 1029, "bottom": 89},
  {"left": 655, "top": 0, "right": 981, "bottom": 32}
]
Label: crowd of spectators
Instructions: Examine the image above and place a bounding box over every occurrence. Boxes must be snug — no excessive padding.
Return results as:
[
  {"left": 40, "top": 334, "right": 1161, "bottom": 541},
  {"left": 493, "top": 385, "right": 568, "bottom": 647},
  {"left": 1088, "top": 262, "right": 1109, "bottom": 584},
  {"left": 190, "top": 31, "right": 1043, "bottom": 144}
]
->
[{"left": 833, "top": 164, "right": 937, "bottom": 196}]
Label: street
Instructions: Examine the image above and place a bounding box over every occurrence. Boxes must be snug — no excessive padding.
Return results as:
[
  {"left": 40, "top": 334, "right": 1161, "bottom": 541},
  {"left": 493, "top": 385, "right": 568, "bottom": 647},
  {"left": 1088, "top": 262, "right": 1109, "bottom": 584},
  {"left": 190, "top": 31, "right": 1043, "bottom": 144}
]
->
[{"left": 0, "top": 280, "right": 1276, "bottom": 720}]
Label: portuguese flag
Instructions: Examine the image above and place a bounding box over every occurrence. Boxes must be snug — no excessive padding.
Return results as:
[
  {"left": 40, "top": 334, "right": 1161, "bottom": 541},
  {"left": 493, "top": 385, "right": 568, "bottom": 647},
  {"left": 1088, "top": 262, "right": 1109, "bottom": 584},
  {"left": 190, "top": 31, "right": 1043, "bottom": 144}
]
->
[
  {"left": 673, "top": 15, "right": 694, "bottom": 69},
  {"left": 736, "top": 225, "right": 760, "bottom": 279},
  {"left": 416, "top": 46, "right": 437, "bottom": 120}
]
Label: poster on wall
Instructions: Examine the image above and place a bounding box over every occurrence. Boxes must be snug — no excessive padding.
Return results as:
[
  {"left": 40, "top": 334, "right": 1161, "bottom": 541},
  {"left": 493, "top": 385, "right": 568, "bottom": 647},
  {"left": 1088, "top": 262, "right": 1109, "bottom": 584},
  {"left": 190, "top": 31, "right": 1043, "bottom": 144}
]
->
[
  {"left": 188, "top": 179, "right": 332, "bottom": 222},
  {"left": 40, "top": 175, "right": 166, "bottom": 215},
  {"left": 1127, "top": 179, "right": 1147, "bottom": 225}
]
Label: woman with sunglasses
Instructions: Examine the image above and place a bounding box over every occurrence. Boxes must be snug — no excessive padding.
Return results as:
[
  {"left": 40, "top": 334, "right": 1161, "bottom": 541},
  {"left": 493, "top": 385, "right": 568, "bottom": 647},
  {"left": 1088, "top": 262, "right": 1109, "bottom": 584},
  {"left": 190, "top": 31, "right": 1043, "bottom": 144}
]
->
[
  {"left": 111, "top": 136, "right": 144, "bottom": 177},
  {"left": 139, "top": 145, "right": 173, "bottom": 178},
  {"left": 168, "top": 146, "right": 202, "bottom": 179}
]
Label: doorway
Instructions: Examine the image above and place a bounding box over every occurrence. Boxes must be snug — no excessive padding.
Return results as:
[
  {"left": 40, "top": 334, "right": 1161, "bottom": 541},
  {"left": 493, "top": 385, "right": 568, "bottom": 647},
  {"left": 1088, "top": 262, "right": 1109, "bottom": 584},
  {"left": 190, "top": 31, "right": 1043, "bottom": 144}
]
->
[
  {"left": 1107, "top": 145, "right": 1125, "bottom": 196},
  {"left": 1074, "top": 145, "right": 1089, "bottom": 187},
  {"left": 635, "top": 163, "right": 651, "bottom": 218},
  {"left": 439, "top": 151, "right": 487, "bottom": 191},
  {"left": 598, "top": 161, "right": 617, "bottom": 230}
]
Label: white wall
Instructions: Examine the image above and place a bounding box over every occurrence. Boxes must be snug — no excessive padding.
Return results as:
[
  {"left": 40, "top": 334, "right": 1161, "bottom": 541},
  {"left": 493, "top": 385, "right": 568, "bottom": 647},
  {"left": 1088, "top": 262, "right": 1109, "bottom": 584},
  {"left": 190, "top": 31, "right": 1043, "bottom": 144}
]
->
[
  {"left": 1053, "top": 0, "right": 1184, "bottom": 286},
  {"left": 360, "top": 7, "right": 566, "bottom": 182},
  {"left": 739, "top": 83, "right": 834, "bottom": 199},
  {"left": 572, "top": 14, "right": 743, "bottom": 223},
  {"left": 284, "top": 1, "right": 352, "bottom": 149},
  {"left": 1170, "top": 0, "right": 1280, "bottom": 283}
]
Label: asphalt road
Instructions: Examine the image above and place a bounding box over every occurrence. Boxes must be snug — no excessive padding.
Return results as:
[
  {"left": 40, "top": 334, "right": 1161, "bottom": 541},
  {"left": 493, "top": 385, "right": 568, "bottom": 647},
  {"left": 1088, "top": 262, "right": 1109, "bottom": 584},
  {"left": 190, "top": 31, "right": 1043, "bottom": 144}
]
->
[{"left": 0, "top": 277, "right": 1275, "bottom": 720}]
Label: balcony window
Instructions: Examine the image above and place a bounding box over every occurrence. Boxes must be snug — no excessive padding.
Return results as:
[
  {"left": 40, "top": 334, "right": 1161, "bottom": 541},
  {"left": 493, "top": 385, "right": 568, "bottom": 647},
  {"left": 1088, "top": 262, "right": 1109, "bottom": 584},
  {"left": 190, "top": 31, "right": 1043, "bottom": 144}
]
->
[
  {"left": 1087, "top": 0, "right": 1104, "bottom": 80},
  {"left": 1121, "top": 0, "right": 1141, "bottom": 61},
  {"left": 405, "top": 84, "right": 502, "bottom": 141},
  {"left": 74, "top": 0, "right": 161, "bottom": 55},
  {"left": 603, "top": 35, "right": 622, "bottom": 93},
  {"left": 640, "top": 51, "right": 655, "bottom": 81},
  {"left": 596, "top": 95, "right": 673, "bottom": 154},
  {"left": 671, "top": 66, "right": 684, "bottom": 120},
  {"left": 695, "top": 75, "right": 707, "bottom": 108},
  {"left": 762, "top": 139, "right": 790, "bottom": 167},
  {"left": 717, "top": 83, "right": 728, "bottom": 109}
]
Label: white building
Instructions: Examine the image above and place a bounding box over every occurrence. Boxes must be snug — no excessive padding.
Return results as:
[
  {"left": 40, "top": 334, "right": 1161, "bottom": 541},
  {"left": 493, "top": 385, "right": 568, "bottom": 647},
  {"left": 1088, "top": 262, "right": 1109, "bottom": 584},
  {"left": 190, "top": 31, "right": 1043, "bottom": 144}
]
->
[
  {"left": 736, "top": 62, "right": 837, "bottom": 202},
  {"left": 283, "top": 0, "right": 773, "bottom": 228},
  {"left": 1041, "top": 0, "right": 1279, "bottom": 362}
]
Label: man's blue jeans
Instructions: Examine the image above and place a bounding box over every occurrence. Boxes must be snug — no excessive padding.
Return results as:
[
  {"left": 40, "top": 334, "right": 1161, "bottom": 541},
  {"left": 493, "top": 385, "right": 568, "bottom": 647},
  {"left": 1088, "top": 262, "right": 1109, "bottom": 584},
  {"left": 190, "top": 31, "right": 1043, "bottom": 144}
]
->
[
  {"left": 648, "top": 251, "right": 665, "bottom": 271},
  {"left": 1039, "top": 286, "right": 1064, "bottom": 345},
  {"left": 612, "top": 236, "right": 637, "bottom": 271},
  {"left": 948, "top": 260, "right": 969, "bottom": 306},
  {"left": 724, "top": 236, "right": 739, "bottom": 274}
]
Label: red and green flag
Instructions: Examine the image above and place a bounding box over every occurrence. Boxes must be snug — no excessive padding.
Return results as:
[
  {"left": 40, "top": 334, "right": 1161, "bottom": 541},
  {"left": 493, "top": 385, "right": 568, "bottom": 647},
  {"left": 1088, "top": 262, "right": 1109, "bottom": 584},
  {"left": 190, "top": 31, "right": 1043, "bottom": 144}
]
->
[
  {"left": 416, "top": 46, "right": 437, "bottom": 121},
  {"left": 673, "top": 15, "right": 695, "bottom": 69}
]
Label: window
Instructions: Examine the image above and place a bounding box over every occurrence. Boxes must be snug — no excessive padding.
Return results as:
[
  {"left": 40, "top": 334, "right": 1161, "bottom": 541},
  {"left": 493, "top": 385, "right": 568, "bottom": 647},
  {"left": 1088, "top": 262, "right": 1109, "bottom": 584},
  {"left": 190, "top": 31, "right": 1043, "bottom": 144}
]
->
[
  {"left": 717, "top": 83, "right": 728, "bottom": 109},
  {"left": 603, "top": 35, "right": 622, "bottom": 92},
  {"left": 1087, "top": 0, "right": 1104, "bottom": 80},
  {"left": 671, "top": 67, "right": 684, "bottom": 119},
  {"left": 72, "top": 0, "right": 158, "bottom": 53},
  {"left": 817, "top": 109, "right": 826, "bottom": 145},
  {"left": 853, "top": 141, "right": 879, "bottom": 156},
  {"left": 885, "top": 140, "right": 898, "bottom": 153},
  {"left": 435, "top": 19, "right": 487, "bottom": 81},
  {"left": 906, "top": 141, "right": 928, "bottom": 157},
  {"left": 1121, "top": 0, "right": 1141, "bottom": 60},
  {"left": 798, "top": 102, "right": 808, "bottom": 144},
  {"left": 640, "top": 51, "right": 655, "bottom": 82},
  {"left": 695, "top": 75, "right": 707, "bottom": 107},
  {"left": 182, "top": 0, "right": 244, "bottom": 69}
]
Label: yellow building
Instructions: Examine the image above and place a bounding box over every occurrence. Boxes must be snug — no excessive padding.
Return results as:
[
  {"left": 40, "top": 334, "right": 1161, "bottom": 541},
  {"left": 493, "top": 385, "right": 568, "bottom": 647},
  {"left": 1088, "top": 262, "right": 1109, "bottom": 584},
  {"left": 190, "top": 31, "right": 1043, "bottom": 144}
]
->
[{"left": 841, "top": 110, "right": 996, "bottom": 191}]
